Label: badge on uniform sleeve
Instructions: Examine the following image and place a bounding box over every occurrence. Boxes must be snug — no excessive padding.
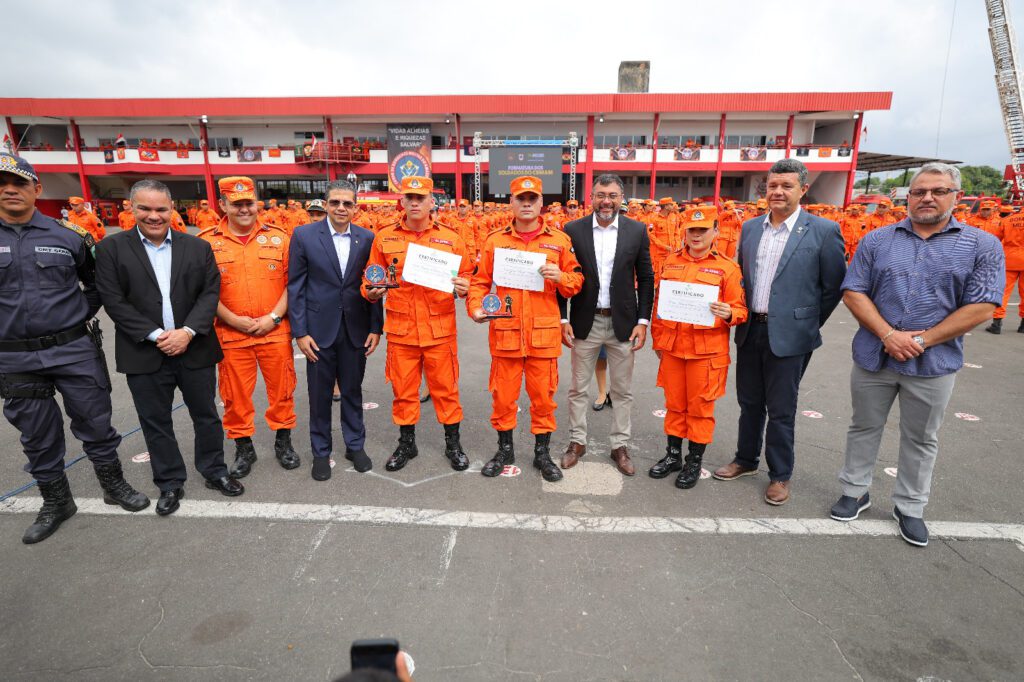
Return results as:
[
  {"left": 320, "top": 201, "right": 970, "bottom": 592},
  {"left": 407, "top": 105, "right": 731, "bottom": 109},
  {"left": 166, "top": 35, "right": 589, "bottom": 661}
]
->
[
  {"left": 268, "top": 263, "right": 277, "bottom": 271},
  {"left": 271, "top": 236, "right": 282, "bottom": 245},
  {"left": 257, "top": 235, "right": 268, "bottom": 244}
]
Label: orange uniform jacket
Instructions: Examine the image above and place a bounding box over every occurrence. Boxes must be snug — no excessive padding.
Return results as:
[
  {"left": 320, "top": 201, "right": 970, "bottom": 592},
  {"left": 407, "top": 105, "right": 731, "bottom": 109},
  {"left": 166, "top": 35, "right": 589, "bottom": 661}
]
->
[
  {"left": 195, "top": 208, "right": 221, "bottom": 230},
  {"left": 967, "top": 214, "right": 1003, "bottom": 239},
  {"left": 1000, "top": 212, "right": 1024, "bottom": 271},
  {"left": 362, "top": 219, "right": 472, "bottom": 347},
  {"left": 68, "top": 209, "right": 106, "bottom": 242},
  {"left": 468, "top": 223, "right": 584, "bottom": 359},
  {"left": 199, "top": 221, "right": 292, "bottom": 348},
  {"left": 171, "top": 210, "right": 187, "bottom": 233},
  {"left": 866, "top": 212, "right": 896, "bottom": 232},
  {"left": 117, "top": 210, "right": 135, "bottom": 231},
  {"left": 717, "top": 209, "right": 743, "bottom": 258},
  {"left": 652, "top": 249, "right": 748, "bottom": 360}
]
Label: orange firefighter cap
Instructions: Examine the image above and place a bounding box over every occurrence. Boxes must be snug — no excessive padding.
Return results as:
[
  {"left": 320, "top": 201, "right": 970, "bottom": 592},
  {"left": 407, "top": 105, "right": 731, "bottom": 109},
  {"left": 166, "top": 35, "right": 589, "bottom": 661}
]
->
[
  {"left": 980, "top": 200, "right": 998, "bottom": 209},
  {"left": 400, "top": 176, "right": 433, "bottom": 195},
  {"left": 510, "top": 176, "right": 543, "bottom": 196},
  {"left": 658, "top": 196, "right": 675, "bottom": 206},
  {"left": 218, "top": 176, "right": 257, "bottom": 202},
  {"left": 682, "top": 206, "right": 718, "bottom": 229},
  {"left": 458, "top": 199, "right": 469, "bottom": 207},
  {"left": 472, "top": 200, "right": 483, "bottom": 207},
  {"left": 69, "top": 196, "right": 85, "bottom": 205},
  {"left": 566, "top": 199, "right": 579, "bottom": 207}
]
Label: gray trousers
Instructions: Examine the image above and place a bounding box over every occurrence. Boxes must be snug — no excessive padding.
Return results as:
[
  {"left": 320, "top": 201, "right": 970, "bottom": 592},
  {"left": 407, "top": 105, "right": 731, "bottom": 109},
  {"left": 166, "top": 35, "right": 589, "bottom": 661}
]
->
[
  {"left": 567, "top": 316, "right": 636, "bottom": 449},
  {"left": 839, "top": 365, "right": 956, "bottom": 517}
]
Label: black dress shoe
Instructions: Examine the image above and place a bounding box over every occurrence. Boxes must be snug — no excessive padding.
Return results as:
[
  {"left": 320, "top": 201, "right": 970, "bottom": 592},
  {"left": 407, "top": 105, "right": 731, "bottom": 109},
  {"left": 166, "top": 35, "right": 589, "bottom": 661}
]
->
[
  {"left": 156, "top": 488, "right": 184, "bottom": 516},
  {"left": 312, "top": 457, "right": 332, "bottom": 481},
  {"left": 345, "top": 449, "right": 372, "bottom": 473},
  {"left": 204, "top": 476, "right": 244, "bottom": 496}
]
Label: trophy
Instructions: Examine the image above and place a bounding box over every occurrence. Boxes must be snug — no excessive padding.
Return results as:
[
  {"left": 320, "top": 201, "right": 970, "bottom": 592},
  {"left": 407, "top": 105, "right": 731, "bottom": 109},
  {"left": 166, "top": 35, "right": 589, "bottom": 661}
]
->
[
  {"left": 365, "top": 259, "right": 400, "bottom": 289},
  {"left": 481, "top": 292, "right": 514, "bottom": 320}
]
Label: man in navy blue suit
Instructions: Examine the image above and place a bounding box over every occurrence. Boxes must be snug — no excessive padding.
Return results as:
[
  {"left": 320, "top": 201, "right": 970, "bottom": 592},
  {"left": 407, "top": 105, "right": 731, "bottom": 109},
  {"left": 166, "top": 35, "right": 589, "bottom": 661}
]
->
[
  {"left": 288, "top": 180, "right": 383, "bottom": 481},
  {"left": 712, "top": 159, "right": 847, "bottom": 506}
]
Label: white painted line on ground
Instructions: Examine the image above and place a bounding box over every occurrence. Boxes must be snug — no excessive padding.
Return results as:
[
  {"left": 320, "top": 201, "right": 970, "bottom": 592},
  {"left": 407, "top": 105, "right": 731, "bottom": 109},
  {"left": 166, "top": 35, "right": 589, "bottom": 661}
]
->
[
  {"left": 2, "top": 497, "right": 1022, "bottom": 545},
  {"left": 437, "top": 529, "right": 458, "bottom": 586}
]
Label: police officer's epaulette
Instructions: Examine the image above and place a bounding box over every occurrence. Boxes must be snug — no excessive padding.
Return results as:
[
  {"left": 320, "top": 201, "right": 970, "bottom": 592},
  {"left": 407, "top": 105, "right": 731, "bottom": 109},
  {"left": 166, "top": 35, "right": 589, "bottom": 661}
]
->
[{"left": 58, "top": 219, "right": 95, "bottom": 249}]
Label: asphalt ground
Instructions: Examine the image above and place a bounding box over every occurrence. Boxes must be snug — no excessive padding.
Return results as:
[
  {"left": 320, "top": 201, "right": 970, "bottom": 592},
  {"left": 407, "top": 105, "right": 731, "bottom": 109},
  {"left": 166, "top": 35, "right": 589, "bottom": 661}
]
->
[{"left": 1, "top": 240, "right": 1023, "bottom": 681}]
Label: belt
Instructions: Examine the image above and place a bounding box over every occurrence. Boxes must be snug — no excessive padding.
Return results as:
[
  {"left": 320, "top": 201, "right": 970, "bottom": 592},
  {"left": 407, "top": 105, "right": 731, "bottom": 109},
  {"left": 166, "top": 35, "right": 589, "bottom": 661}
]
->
[
  {"left": 0, "top": 324, "right": 88, "bottom": 352},
  {"left": 751, "top": 313, "right": 769, "bottom": 323},
  {"left": 596, "top": 308, "right": 612, "bottom": 317}
]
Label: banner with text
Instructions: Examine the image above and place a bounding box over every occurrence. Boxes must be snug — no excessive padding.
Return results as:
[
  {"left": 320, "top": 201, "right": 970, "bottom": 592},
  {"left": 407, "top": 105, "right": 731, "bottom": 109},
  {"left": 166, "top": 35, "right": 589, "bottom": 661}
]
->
[
  {"left": 488, "top": 146, "right": 563, "bottom": 195},
  {"left": 387, "top": 123, "right": 432, "bottom": 192}
]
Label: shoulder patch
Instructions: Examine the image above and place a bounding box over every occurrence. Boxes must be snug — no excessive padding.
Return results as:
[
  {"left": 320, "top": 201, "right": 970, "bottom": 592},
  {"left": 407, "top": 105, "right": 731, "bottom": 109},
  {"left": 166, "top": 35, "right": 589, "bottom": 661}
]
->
[{"left": 58, "top": 219, "right": 95, "bottom": 249}]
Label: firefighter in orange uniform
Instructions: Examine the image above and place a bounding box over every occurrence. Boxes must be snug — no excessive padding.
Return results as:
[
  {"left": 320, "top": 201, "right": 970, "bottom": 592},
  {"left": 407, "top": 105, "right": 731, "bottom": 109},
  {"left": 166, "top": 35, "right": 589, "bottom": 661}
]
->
[
  {"left": 198, "top": 176, "right": 299, "bottom": 477},
  {"left": 67, "top": 196, "right": 106, "bottom": 242},
  {"left": 194, "top": 199, "right": 220, "bottom": 230},
  {"left": 967, "top": 200, "right": 1003, "bottom": 238},
  {"left": 986, "top": 207, "right": 1024, "bottom": 334},
  {"left": 840, "top": 204, "right": 869, "bottom": 261},
  {"left": 170, "top": 209, "right": 187, "bottom": 233},
  {"left": 291, "top": 200, "right": 312, "bottom": 231},
  {"left": 450, "top": 199, "right": 477, "bottom": 260},
  {"left": 117, "top": 199, "right": 135, "bottom": 231},
  {"left": 717, "top": 200, "right": 743, "bottom": 259},
  {"left": 186, "top": 203, "right": 198, "bottom": 226},
  {"left": 363, "top": 176, "right": 474, "bottom": 472},
  {"left": 866, "top": 199, "right": 896, "bottom": 232},
  {"left": 648, "top": 197, "right": 679, "bottom": 279},
  {"left": 648, "top": 206, "right": 748, "bottom": 489},
  {"left": 565, "top": 199, "right": 581, "bottom": 222},
  {"left": 265, "top": 198, "right": 283, "bottom": 227},
  {"left": 468, "top": 176, "right": 584, "bottom": 482},
  {"left": 545, "top": 202, "right": 565, "bottom": 230}
]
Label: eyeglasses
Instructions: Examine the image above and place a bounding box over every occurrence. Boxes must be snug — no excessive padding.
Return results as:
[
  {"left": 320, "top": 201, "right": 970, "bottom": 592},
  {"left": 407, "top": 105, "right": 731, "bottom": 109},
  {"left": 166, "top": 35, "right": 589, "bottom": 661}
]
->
[
  {"left": 907, "top": 188, "right": 959, "bottom": 198},
  {"left": 327, "top": 199, "right": 357, "bottom": 209},
  {"left": 593, "top": 193, "right": 622, "bottom": 202}
]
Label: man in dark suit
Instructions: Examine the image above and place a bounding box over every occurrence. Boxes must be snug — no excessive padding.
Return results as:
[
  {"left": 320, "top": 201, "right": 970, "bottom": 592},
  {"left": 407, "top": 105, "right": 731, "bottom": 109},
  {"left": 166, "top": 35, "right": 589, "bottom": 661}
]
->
[
  {"left": 289, "top": 180, "right": 383, "bottom": 482},
  {"left": 712, "top": 159, "right": 847, "bottom": 505},
  {"left": 558, "top": 174, "right": 655, "bottom": 476},
  {"left": 95, "top": 179, "right": 243, "bottom": 516}
]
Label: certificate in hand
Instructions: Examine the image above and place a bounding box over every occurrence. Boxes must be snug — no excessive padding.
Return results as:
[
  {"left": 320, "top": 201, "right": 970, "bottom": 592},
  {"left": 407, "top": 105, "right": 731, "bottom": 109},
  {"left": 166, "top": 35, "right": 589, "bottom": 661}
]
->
[
  {"left": 401, "top": 242, "right": 462, "bottom": 293},
  {"left": 492, "top": 247, "right": 546, "bottom": 292},
  {"left": 657, "top": 281, "right": 719, "bottom": 326}
]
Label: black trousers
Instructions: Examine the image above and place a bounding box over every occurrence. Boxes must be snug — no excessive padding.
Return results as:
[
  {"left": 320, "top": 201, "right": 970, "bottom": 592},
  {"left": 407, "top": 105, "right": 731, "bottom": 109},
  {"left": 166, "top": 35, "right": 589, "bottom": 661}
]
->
[
  {"left": 2, "top": 355, "right": 120, "bottom": 483},
  {"left": 733, "top": 320, "right": 811, "bottom": 482},
  {"left": 307, "top": 332, "right": 367, "bottom": 458},
  {"left": 126, "top": 357, "right": 227, "bottom": 491}
]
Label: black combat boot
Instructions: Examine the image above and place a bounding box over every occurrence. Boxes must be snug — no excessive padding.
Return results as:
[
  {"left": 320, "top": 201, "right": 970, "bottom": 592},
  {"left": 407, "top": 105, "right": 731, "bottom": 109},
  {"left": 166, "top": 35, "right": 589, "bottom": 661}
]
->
[
  {"left": 533, "top": 433, "right": 562, "bottom": 482},
  {"left": 675, "top": 442, "right": 707, "bottom": 490},
  {"left": 986, "top": 318, "right": 1002, "bottom": 334},
  {"left": 482, "top": 430, "right": 514, "bottom": 477},
  {"left": 274, "top": 429, "right": 301, "bottom": 470},
  {"left": 386, "top": 425, "right": 418, "bottom": 471},
  {"left": 22, "top": 474, "right": 77, "bottom": 544},
  {"left": 1018, "top": 319, "right": 1024, "bottom": 333},
  {"left": 94, "top": 460, "right": 150, "bottom": 511},
  {"left": 443, "top": 422, "right": 470, "bottom": 471},
  {"left": 649, "top": 436, "right": 684, "bottom": 479},
  {"left": 228, "top": 436, "right": 257, "bottom": 479}
]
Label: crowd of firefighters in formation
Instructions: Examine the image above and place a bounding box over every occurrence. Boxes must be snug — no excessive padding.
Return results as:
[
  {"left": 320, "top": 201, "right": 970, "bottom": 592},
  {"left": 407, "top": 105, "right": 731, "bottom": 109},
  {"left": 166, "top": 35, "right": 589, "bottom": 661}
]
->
[{"left": 62, "top": 186, "right": 1024, "bottom": 335}]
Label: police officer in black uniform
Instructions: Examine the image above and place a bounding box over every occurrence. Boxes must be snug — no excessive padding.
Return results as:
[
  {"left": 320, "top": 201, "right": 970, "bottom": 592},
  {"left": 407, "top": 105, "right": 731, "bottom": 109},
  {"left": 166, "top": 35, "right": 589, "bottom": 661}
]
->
[{"left": 0, "top": 152, "right": 149, "bottom": 544}]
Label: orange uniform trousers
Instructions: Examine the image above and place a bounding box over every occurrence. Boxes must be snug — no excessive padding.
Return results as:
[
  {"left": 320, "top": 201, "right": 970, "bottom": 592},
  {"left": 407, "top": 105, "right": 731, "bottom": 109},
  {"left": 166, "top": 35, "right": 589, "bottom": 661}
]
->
[
  {"left": 489, "top": 356, "right": 558, "bottom": 434},
  {"left": 994, "top": 270, "right": 1023, "bottom": 319},
  {"left": 657, "top": 353, "right": 730, "bottom": 444},
  {"left": 218, "top": 340, "right": 297, "bottom": 439},
  {"left": 386, "top": 341, "right": 462, "bottom": 426}
]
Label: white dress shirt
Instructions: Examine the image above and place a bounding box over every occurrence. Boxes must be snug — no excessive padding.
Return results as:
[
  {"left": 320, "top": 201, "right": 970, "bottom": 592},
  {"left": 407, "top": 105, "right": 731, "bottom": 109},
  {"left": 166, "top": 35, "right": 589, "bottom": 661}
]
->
[
  {"left": 139, "top": 228, "right": 176, "bottom": 342},
  {"left": 330, "top": 219, "right": 352, "bottom": 279},
  {"left": 750, "top": 207, "right": 801, "bottom": 314},
  {"left": 592, "top": 213, "right": 619, "bottom": 309}
]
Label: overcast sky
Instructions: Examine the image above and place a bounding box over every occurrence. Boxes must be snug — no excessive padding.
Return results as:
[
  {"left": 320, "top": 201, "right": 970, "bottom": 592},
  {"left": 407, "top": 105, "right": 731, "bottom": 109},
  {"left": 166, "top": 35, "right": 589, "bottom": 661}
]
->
[{"left": 7, "top": 0, "right": 1021, "bottom": 171}]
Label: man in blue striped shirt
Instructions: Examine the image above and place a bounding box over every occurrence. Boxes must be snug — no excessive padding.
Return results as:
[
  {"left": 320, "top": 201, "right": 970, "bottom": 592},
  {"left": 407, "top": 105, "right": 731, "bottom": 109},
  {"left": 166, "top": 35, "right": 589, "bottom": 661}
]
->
[{"left": 830, "top": 163, "right": 1005, "bottom": 547}]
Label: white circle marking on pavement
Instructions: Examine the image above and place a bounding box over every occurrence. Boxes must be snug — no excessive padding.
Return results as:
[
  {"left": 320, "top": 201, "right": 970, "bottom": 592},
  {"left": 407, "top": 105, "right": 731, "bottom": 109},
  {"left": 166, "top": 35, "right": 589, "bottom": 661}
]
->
[
  {"left": 963, "top": 363, "right": 982, "bottom": 369},
  {"left": 954, "top": 412, "right": 981, "bottom": 422},
  {"left": 884, "top": 467, "right": 897, "bottom": 477},
  {"left": 131, "top": 452, "right": 150, "bottom": 463},
  {"left": 652, "top": 409, "right": 667, "bottom": 418},
  {"left": 801, "top": 410, "right": 824, "bottom": 419},
  {"left": 362, "top": 402, "right": 379, "bottom": 410},
  {"left": 700, "top": 468, "right": 711, "bottom": 479},
  {"left": 329, "top": 458, "right": 336, "bottom": 469},
  {"left": 499, "top": 465, "right": 521, "bottom": 477}
]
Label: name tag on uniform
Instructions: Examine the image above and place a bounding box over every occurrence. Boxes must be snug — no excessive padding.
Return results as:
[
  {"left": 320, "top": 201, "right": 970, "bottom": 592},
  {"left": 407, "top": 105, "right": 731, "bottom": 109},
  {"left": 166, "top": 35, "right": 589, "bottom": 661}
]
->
[
  {"left": 0, "top": 246, "right": 10, "bottom": 253},
  {"left": 35, "top": 246, "right": 72, "bottom": 257}
]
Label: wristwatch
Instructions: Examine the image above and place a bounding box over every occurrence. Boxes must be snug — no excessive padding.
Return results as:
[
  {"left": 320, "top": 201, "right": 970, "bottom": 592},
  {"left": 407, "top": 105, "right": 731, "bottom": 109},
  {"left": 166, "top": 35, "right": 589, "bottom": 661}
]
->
[
  {"left": 912, "top": 335, "right": 926, "bottom": 349},
  {"left": 269, "top": 312, "right": 283, "bottom": 326}
]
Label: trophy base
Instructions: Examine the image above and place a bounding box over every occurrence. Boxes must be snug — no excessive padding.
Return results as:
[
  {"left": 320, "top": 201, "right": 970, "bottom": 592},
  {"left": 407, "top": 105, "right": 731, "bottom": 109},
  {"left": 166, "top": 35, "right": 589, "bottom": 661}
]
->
[
  {"left": 482, "top": 313, "right": 514, "bottom": 320},
  {"left": 366, "top": 282, "right": 401, "bottom": 289}
]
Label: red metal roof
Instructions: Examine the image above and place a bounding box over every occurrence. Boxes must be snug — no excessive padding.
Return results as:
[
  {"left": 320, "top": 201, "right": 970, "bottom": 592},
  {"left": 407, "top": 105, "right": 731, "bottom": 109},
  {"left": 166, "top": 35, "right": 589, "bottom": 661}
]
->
[{"left": 0, "top": 92, "right": 892, "bottom": 118}]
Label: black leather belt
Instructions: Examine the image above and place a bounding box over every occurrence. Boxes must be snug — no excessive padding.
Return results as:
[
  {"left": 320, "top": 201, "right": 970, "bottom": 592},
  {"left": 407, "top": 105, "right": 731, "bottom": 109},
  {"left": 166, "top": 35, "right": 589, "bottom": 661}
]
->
[
  {"left": 596, "top": 308, "right": 612, "bottom": 317},
  {"left": 0, "top": 324, "right": 88, "bottom": 352},
  {"left": 751, "top": 313, "right": 769, "bottom": 323}
]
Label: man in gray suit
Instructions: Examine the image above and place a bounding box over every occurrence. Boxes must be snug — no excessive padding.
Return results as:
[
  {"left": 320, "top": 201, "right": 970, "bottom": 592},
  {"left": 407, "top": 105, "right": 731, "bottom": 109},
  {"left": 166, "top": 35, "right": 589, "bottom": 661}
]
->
[{"left": 712, "top": 159, "right": 847, "bottom": 505}]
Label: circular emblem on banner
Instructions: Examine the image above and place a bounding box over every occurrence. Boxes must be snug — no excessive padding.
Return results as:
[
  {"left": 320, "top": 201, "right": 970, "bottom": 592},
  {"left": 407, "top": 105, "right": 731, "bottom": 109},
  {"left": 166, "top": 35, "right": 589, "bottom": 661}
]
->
[
  {"left": 241, "top": 149, "right": 256, "bottom": 162},
  {"left": 680, "top": 148, "right": 695, "bottom": 160},
  {"left": 365, "top": 264, "right": 386, "bottom": 285},
  {"left": 271, "top": 236, "right": 282, "bottom": 245},
  {"left": 257, "top": 235, "right": 268, "bottom": 244},
  {"left": 482, "top": 293, "right": 502, "bottom": 314},
  {"left": 390, "top": 151, "right": 430, "bottom": 188}
]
